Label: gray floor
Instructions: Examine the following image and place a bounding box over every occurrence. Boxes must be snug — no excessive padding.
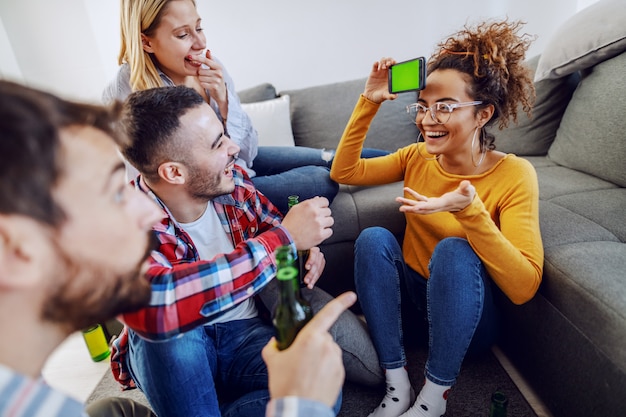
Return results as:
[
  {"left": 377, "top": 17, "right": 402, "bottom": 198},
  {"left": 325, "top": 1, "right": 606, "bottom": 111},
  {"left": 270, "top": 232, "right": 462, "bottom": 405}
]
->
[{"left": 87, "top": 343, "right": 547, "bottom": 417}]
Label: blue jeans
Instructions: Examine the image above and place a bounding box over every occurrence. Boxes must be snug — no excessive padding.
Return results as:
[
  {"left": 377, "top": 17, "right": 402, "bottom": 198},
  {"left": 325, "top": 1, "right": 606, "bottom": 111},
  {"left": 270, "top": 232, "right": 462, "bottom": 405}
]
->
[
  {"left": 127, "top": 317, "right": 343, "bottom": 417},
  {"left": 127, "top": 318, "right": 272, "bottom": 417},
  {"left": 252, "top": 146, "right": 389, "bottom": 214},
  {"left": 354, "top": 227, "right": 498, "bottom": 386}
]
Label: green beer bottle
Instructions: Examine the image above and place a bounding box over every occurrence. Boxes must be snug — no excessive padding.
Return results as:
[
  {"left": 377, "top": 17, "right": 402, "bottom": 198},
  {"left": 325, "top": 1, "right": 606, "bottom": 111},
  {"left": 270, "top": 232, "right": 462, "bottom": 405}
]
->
[
  {"left": 489, "top": 391, "right": 508, "bottom": 417},
  {"left": 272, "top": 245, "right": 313, "bottom": 350},
  {"left": 286, "top": 195, "right": 310, "bottom": 288},
  {"left": 81, "top": 324, "right": 111, "bottom": 362}
]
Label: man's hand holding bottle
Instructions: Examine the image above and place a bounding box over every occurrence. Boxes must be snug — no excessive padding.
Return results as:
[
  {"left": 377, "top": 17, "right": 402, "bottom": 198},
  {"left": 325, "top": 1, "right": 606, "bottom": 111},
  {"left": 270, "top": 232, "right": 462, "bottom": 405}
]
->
[
  {"left": 262, "top": 291, "right": 356, "bottom": 408},
  {"left": 281, "top": 196, "right": 334, "bottom": 288}
]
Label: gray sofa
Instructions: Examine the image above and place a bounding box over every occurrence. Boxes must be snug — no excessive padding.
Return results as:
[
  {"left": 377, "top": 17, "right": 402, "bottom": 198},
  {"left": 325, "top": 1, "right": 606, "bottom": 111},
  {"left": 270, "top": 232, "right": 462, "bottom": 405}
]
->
[{"left": 239, "top": 21, "right": 626, "bottom": 417}]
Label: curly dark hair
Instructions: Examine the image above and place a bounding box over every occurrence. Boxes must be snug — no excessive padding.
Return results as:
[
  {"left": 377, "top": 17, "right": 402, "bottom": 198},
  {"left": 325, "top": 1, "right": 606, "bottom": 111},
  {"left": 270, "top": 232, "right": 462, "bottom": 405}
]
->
[{"left": 426, "top": 20, "right": 536, "bottom": 151}]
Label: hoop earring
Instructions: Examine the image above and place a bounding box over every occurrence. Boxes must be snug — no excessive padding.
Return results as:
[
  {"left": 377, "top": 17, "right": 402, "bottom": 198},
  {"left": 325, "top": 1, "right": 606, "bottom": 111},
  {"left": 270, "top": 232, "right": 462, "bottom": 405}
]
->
[
  {"left": 416, "top": 131, "right": 440, "bottom": 161},
  {"left": 471, "top": 127, "right": 487, "bottom": 168}
]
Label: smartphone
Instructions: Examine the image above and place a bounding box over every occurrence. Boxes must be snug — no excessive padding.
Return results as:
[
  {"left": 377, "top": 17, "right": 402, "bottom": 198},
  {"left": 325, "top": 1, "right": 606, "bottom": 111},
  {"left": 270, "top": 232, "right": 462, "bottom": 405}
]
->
[{"left": 388, "top": 57, "right": 426, "bottom": 94}]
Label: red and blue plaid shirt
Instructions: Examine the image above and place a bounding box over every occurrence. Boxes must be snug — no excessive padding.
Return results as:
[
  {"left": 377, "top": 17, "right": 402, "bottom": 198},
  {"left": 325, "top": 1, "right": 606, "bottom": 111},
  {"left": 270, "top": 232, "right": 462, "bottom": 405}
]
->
[{"left": 110, "top": 165, "right": 293, "bottom": 388}]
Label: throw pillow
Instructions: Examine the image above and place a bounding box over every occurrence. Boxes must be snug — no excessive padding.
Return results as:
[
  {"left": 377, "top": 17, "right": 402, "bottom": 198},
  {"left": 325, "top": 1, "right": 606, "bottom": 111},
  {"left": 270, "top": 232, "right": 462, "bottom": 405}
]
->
[
  {"left": 534, "top": 0, "right": 626, "bottom": 82},
  {"left": 241, "top": 95, "right": 295, "bottom": 147}
]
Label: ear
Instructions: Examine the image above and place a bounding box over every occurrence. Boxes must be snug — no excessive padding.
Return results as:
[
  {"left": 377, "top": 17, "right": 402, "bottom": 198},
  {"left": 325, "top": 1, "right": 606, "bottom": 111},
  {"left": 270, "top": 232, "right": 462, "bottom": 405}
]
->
[
  {"left": 477, "top": 104, "right": 495, "bottom": 127},
  {"left": 141, "top": 33, "right": 154, "bottom": 54},
  {"left": 0, "top": 215, "right": 47, "bottom": 290},
  {"left": 157, "top": 161, "right": 187, "bottom": 185}
]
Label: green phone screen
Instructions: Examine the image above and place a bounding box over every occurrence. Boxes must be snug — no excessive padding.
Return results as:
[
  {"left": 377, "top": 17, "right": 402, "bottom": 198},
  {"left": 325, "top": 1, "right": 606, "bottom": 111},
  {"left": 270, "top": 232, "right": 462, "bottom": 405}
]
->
[{"left": 388, "top": 57, "right": 425, "bottom": 93}]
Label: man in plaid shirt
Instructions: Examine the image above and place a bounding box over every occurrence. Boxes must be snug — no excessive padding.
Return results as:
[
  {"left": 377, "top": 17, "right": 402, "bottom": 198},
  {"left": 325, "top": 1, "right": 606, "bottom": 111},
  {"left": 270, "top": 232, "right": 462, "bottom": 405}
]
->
[
  {"left": 113, "top": 85, "right": 339, "bottom": 417},
  {"left": 0, "top": 81, "right": 353, "bottom": 417}
]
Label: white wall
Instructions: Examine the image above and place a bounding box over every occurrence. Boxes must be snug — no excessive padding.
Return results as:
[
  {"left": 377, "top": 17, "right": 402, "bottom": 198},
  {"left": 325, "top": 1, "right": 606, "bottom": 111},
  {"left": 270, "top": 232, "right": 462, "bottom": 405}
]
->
[
  {"left": 0, "top": 14, "right": 22, "bottom": 82},
  {"left": 0, "top": 0, "right": 595, "bottom": 102}
]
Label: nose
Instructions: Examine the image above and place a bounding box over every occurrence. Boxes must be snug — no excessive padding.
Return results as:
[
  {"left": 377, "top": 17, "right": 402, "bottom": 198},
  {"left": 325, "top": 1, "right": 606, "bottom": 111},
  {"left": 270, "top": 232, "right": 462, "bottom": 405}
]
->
[
  {"left": 126, "top": 189, "right": 164, "bottom": 231},
  {"left": 423, "top": 106, "right": 438, "bottom": 125},
  {"left": 226, "top": 135, "right": 241, "bottom": 157},
  {"left": 192, "top": 30, "right": 206, "bottom": 50},
  {"left": 414, "top": 106, "right": 437, "bottom": 127}
]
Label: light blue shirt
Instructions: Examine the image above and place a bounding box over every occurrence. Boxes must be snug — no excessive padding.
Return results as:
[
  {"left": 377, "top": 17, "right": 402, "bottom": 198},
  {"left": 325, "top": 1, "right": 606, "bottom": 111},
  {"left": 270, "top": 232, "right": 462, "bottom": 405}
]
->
[
  {"left": 267, "top": 396, "right": 334, "bottom": 417},
  {"left": 0, "top": 364, "right": 87, "bottom": 417},
  {"left": 0, "top": 364, "right": 331, "bottom": 417}
]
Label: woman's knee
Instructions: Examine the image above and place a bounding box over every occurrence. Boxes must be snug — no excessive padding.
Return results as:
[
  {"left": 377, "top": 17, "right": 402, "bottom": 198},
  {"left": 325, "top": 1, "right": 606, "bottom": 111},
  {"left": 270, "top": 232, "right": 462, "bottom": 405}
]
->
[
  {"left": 354, "top": 227, "right": 403, "bottom": 289},
  {"left": 355, "top": 227, "right": 397, "bottom": 254},
  {"left": 428, "top": 237, "right": 487, "bottom": 303},
  {"left": 432, "top": 237, "right": 473, "bottom": 257},
  {"left": 430, "top": 237, "right": 479, "bottom": 274}
]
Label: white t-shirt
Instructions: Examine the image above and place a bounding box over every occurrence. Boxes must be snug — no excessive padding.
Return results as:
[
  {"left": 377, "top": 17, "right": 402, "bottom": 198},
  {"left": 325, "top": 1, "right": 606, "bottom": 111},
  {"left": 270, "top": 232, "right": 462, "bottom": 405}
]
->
[{"left": 180, "top": 202, "right": 258, "bottom": 325}]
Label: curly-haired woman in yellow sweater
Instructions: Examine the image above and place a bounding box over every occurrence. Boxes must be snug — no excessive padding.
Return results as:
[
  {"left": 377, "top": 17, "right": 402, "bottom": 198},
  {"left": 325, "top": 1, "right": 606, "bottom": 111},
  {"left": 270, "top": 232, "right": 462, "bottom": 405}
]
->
[{"left": 330, "top": 20, "right": 543, "bottom": 417}]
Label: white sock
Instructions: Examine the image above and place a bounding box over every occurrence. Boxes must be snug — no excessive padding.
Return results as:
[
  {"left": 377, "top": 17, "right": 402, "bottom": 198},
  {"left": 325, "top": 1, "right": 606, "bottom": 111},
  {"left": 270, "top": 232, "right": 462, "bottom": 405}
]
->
[
  {"left": 399, "top": 378, "right": 450, "bottom": 417},
  {"left": 368, "top": 367, "right": 416, "bottom": 417}
]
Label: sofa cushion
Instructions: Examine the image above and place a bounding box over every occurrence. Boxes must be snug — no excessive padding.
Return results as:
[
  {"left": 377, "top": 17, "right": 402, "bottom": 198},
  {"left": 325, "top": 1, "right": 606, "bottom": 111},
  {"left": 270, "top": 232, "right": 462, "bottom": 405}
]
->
[
  {"left": 548, "top": 51, "right": 626, "bottom": 187},
  {"left": 241, "top": 95, "right": 295, "bottom": 147},
  {"left": 238, "top": 82, "right": 277, "bottom": 103},
  {"left": 534, "top": 0, "right": 626, "bottom": 82},
  {"left": 492, "top": 55, "right": 580, "bottom": 156},
  {"left": 282, "top": 78, "right": 418, "bottom": 152},
  {"left": 542, "top": 241, "right": 626, "bottom": 373},
  {"left": 549, "top": 189, "right": 626, "bottom": 243},
  {"left": 539, "top": 197, "right": 622, "bottom": 250},
  {"left": 532, "top": 162, "right": 618, "bottom": 200}
]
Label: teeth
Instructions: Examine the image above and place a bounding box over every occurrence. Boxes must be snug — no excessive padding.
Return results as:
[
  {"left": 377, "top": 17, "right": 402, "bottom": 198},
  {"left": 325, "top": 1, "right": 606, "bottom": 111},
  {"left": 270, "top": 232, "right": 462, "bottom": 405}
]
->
[{"left": 426, "top": 131, "right": 447, "bottom": 137}]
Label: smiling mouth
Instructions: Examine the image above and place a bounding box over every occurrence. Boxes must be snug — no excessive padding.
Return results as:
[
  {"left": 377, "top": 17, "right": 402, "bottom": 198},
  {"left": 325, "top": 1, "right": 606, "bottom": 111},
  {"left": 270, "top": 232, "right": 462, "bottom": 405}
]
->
[
  {"left": 224, "top": 160, "right": 236, "bottom": 175},
  {"left": 185, "top": 57, "right": 202, "bottom": 67},
  {"left": 424, "top": 131, "right": 448, "bottom": 139}
]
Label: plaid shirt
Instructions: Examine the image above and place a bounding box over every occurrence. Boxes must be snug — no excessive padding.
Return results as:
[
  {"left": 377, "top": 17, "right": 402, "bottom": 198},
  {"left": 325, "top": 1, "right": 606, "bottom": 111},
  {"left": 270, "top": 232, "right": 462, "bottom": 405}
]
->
[{"left": 110, "top": 165, "right": 293, "bottom": 388}]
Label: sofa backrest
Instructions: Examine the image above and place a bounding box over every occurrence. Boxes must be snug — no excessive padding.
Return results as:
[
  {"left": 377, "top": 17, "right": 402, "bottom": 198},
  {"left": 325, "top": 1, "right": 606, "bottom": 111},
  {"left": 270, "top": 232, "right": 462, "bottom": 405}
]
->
[
  {"left": 238, "top": 82, "right": 277, "bottom": 103},
  {"left": 282, "top": 78, "right": 419, "bottom": 152},
  {"left": 547, "top": 51, "right": 626, "bottom": 187},
  {"left": 491, "top": 55, "right": 581, "bottom": 156}
]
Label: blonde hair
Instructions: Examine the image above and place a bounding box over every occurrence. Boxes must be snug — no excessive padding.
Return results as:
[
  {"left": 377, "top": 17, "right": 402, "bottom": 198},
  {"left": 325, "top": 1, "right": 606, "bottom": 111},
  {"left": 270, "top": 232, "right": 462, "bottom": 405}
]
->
[{"left": 118, "top": 0, "right": 195, "bottom": 92}]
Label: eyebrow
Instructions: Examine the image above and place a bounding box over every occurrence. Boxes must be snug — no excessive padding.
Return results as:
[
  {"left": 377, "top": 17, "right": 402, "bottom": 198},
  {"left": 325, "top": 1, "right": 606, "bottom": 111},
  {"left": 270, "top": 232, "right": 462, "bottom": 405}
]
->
[
  {"left": 102, "top": 161, "right": 126, "bottom": 192},
  {"left": 172, "top": 18, "right": 202, "bottom": 32},
  {"left": 418, "top": 97, "right": 460, "bottom": 103},
  {"left": 210, "top": 132, "right": 225, "bottom": 150}
]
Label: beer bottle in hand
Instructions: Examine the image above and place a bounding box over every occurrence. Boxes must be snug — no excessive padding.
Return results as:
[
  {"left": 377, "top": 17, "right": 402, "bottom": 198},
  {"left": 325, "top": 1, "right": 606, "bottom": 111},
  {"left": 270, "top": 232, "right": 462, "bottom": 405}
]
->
[
  {"left": 286, "top": 195, "right": 310, "bottom": 288},
  {"left": 272, "top": 245, "right": 313, "bottom": 350}
]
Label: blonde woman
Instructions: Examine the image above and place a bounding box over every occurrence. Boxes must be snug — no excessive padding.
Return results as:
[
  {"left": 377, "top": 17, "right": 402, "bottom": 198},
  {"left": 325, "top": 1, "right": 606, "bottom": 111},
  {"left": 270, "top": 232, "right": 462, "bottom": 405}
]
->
[{"left": 103, "top": 0, "right": 345, "bottom": 214}]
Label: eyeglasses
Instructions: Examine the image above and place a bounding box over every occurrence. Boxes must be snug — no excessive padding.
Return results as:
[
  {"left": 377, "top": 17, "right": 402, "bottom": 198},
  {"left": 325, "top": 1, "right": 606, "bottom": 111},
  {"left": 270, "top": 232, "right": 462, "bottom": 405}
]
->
[{"left": 406, "top": 101, "right": 483, "bottom": 125}]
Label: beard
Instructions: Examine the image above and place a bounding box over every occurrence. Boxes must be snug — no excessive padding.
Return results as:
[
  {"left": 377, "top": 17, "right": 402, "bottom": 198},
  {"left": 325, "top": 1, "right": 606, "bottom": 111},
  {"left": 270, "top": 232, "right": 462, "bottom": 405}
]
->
[
  {"left": 42, "top": 232, "right": 158, "bottom": 331},
  {"left": 185, "top": 160, "right": 235, "bottom": 201}
]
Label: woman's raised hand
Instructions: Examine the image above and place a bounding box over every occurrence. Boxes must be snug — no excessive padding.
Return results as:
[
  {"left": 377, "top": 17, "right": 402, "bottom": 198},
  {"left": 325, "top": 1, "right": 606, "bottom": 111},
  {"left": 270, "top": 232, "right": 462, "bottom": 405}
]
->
[
  {"left": 191, "top": 49, "right": 229, "bottom": 118},
  {"left": 363, "top": 57, "right": 398, "bottom": 104}
]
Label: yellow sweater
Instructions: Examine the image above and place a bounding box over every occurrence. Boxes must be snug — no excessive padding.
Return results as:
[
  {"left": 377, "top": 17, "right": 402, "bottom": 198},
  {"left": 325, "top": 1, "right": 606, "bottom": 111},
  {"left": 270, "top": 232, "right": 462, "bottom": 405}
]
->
[{"left": 331, "top": 95, "right": 543, "bottom": 305}]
